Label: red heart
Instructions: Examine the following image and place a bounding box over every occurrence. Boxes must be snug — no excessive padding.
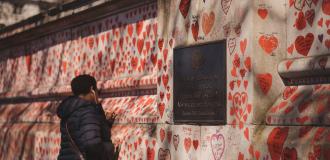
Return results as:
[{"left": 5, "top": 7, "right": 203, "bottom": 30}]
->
[
  {"left": 169, "top": 39, "right": 173, "bottom": 48},
  {"left": 158, "top": 103, "right": 165, "bottom": 118},
  {"left": 244, "top": 128, "right": 249, "bottom": 140},
  {"left": 136, "top": 21, "right": 144, "bottom": 36},
  {"left": 131, "top": 57, "right": 138, "bottom": 70},
  {"left": 322, "top": 0, "right": 330, "bottom": 15},
  {"left": 229, "top": 81, "right": 235, "bottom": 90},
  {"left": 256, "top": 73, "right": 272, "bottom": 95},
  {"left": 239, "top": 68, "right": 246, "bottom": 78},
  {"left": 162, "top": 74, "right": 169, "bottom": 86},
  {"left": 240, "top": 39, "right": 247, "bottom": 54},
  {"left": 325, "top": 39, "right": 330, "bottom": 49},
  {"left": 243, "top": 80, "right": 248, "bottom": 90},
  {"left": 150, "top": 54, "right": 157, "bottom": 66},
  {"left": 318, "top": 18, "right": 323, "bottom": 27},
  {"left": 147, "top": 147, "right": 155, "bottom": 160},
  {"left": 166, "top": 93, "right": 170, "bottom": 101},
  {"left": 25, "top": 55, "right": 32, "bottom": 73},
  {"left": 192, "top": 140, "right": 199, "bottom": 150},
  {"left": 191, "top": 20, "right": 199, "bottom": 41},
  {"left": 221, "top": 0, "right": 232, "bottom": 15},
  {"left": 160, "top": 91, "right": 164, "bottom": 100},
  {"left": 158, "top": 39, "right": 164, "bottom": 51},
  {"left": 127, "top": 24, "right": 133, "bottom": 37},
  {"left": 119, "top": 38, "right": 124, "bottom": 51},
  {"left": 163, "top": 49, "right": 168, "bottom": 62},
  {"left": 146, "top": 24, "right": 151, "bottom": 36},
  {"left": 282, "top": 147, "right": 297, "bottom": 160},
  {"left": 232, "top": 54, "right": 240, "bottom": 68},
  {"left": 244, "top": 57, "right": 251, "bottom": 71},
  {"left": 184, "top": 137, "right": 191, "bottom": 153},
  {"left": 157, "top": 60, "right": 163, "bottom": 71},
  {"left": 259, "top": 35, "right": 278, "bottom": 55},
  {"left": 153, "top": 23, "right": 158, "bottom": 36},
  {"left": 202, "top": 11, "right": 215, "bottom": 35},
  {"left": 160, "top": 128, "right": 165, "bottom": 142},
  {"left": 98, "top": 51, "right": 103, "bottom": 64},
  {"left": 88, "top": 37, "right": 94, "bottom": 49},
  {"left": 110, "top": 60, "right": 115, "bottom": 71},
  {"left": 47, "top": 66, "right": 52, "bottom": 76},
  {"left": 231, "top": 67, "right": 237, "bottom": 77},
  {"left": 62, "top": 61, "right": 67, "bottom": 73},
  {"left": 267, "top": 127, "right": 289, "bottom": 160},
  {"left": 258, "top": 8, "right": 268, "bottom": 19},
  {"left": 167, "top": 131, "right": 172, "bottom": 143},
  {"left": 283, "top": 86, "right": 298, "bottom": 100},
  {"left": 287, "top": 44, "right": 294, "bottom": 54},
  {"left": 137, "top": 38, "right": 144, "bottom": 54},
  {"left": 295, "top": 33, "right": 314, "bottom": 56},
  {"left": 179, "top": 0, "right": 191, "bottom": 18},
  {"left": 295, "top": 11, "right": 306, "bottom": 30},
  {"left": 305, "top": 9, "right": 315, "bottom": 27}
]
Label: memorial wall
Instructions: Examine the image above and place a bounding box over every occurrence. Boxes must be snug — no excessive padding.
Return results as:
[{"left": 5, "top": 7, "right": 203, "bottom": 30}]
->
[{"left": 0, "top": 0, "right": 330, "bottom": 159}]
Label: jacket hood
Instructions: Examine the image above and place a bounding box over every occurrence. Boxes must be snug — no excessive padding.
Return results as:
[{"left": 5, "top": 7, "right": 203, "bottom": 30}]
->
[{"left": 57, "top": 96, "right": 93, "bottom": 120}]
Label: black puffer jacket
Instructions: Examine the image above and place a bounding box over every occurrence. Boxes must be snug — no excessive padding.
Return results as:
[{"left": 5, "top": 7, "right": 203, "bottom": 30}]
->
[{"left": 57, "top": 96, "right": 115, "bottom": 160}]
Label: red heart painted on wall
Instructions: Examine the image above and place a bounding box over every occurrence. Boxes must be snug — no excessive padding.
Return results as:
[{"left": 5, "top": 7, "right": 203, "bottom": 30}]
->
[
  {"left": 244, "top": 57, "right": 251, "bottom": 71},
  {"left": 202, "top": 11, "right": 215, "bottom": 35},
  {"left": 179, "top": 0, "right": 191, "bottom": 18},
  {"left": 147, "top": 147, "right": 155, "bottom": 160},
  {"left": 136, "top": 21, "right": 144, "bottom": 36},
  {"left": 160, "top": 128, "right": 166, "bottom": 142},
  {"left": 295, "top": 33, "right": 314, "bottom": 56},
  {"left": 158, "top": 39, "right": 164, "bottom": 51},
  {"left": 192, "top": 140, "right": 199, "bottom": 150},
  {"left": 256, "top": 73, "right": 272, "bottom": 95},
  {"left": 163, "top": 49, "right": 168, "bottom": 62},
  {"left": 127, "top": 24, "right": 133, "bottom": 37},
  {"left": 131, "top": 57, "right": 138, "bottom": 70},
  {"left": 25, "top": 55, "right": 32, "bottom": 73},
  {"left": 158, "top": 103, "right": 165, "bottom": 118},
  {"left": 240, "top": 39, "right": 247, "bottom": 54},
  {"left": 167, "top": 131, "right": 172, "bottom": 143},
  {"left": 305, "top": 9, "right": 315, "bottom": 27},
  {"left": 258, "top": 8, "right": 268, "bottom": 19},
  {"left": 322, "top": 0, "right": 330, "bottom": 15},
  {"left": 191, "top": 20, "right": 199, "bottom": 41},
  {"left": 267, "top": 127, "right": 289, "bottom": 160},
  {"left": 151, "top": 54, "right": 157, "bottom": 66},
  {"left": 184, "top": 137, "right": 191, "bottom": 153},
  {"left": 162, "top": 74, "right": 169, "bottom": 86},
  {"left": 295, "top": 11, "right": 306, "bottom": 30},
  {"left": 259, "top": 35, "right": 278, "bottom": 55},
  {"left": 137, "top": 39, "right": 144, "bottom": 54}
]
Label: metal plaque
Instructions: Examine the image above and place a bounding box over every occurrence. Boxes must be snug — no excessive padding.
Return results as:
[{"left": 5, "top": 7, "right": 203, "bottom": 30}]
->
[{"left": 173, "top": 40, "right": 226, "bottom": 124}]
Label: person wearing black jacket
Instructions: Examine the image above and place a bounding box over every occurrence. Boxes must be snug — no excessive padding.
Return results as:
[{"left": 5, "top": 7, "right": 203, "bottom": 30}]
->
[{"left": 57, "top": 74, "right": 118, "bottom": 160}]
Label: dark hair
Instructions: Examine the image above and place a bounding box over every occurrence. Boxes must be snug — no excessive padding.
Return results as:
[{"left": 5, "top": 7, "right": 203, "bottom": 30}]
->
[{"left": 70, "top": 74, "right": 97, "bottom": 96}]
